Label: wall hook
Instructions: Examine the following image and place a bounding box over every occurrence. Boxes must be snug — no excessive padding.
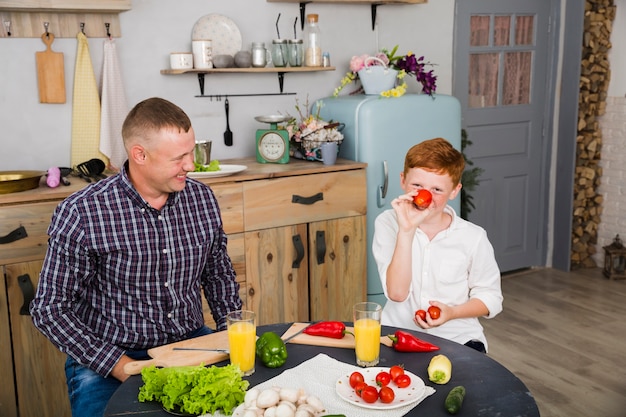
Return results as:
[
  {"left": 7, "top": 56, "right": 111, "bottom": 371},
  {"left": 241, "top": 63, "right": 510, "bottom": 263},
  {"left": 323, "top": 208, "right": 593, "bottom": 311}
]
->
[
  {"left": 105, "top": 22, "right": 111, "bottom": 38},
  {"left": 43, "top": 22, "right": 49, "bottom": 37},
  {"left": 4, "top": 20, "right": 11, "bottom": 37},
  {"left": 80, "top": 22, "right": 85, "bottom": 34}
]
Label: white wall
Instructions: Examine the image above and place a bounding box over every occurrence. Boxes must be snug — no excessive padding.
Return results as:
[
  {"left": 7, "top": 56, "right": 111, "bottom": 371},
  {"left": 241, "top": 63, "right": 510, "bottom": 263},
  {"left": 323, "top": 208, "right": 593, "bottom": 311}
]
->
[{"left": 0, "top": 0, "right": 455, "bottom": 171}]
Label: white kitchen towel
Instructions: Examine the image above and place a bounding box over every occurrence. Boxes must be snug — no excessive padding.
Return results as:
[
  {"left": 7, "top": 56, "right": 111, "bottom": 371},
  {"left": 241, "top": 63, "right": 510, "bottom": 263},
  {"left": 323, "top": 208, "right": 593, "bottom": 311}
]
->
[
  {"left": 71, "top": 31, "right": 106, "bottom": 166},
  {"left": 208, "top": 353, "right": 436, "bottom": 417},
  {"left": 99, "top": 37, "right": 128, "bottom": 171}
]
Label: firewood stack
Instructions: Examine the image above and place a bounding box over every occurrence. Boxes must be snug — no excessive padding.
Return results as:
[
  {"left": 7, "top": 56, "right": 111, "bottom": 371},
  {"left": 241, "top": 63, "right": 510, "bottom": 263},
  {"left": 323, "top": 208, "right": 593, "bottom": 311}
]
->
[{"left": 572, "top": 0, "right": 615, "bottom": 268}]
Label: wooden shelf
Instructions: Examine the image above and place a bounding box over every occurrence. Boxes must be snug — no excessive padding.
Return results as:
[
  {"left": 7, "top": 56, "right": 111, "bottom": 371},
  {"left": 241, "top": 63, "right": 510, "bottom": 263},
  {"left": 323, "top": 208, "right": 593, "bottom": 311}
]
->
[
  {"left": 266, "top": 0, "right": 427, "bottom": 30},
  {"left": 0, "top": 0, "right": 130, "bottom": 38},
  {"left": 161, "top": 66, "right": 336, "bottom": 96},
  {"left": 160, "top": 66, "right": 335, "bottom": 75}
]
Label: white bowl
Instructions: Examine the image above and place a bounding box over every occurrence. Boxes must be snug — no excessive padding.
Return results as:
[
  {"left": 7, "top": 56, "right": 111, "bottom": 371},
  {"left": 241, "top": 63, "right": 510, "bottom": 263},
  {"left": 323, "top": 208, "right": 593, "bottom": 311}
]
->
[{"left": 170, "top": 52, "right": 193, "bottom": 70}]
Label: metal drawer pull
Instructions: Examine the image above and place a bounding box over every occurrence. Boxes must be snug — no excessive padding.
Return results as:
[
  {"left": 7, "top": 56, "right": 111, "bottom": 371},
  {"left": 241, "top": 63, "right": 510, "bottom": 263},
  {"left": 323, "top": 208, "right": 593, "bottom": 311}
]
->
[
  {"left": 292, "top": 192, "right": 323, "bottom": 205},
  {"left": 316, "top": 230, "right": 326, "bottom": 265},
  {"left": 18, "top": 274, "right": 35, "bottom": 316},
  {"left": 0, "top": 225, "right": 28, "bottom": 244},
  {"left": 292, "top": 234, "right": 305, "bottom": 268}
]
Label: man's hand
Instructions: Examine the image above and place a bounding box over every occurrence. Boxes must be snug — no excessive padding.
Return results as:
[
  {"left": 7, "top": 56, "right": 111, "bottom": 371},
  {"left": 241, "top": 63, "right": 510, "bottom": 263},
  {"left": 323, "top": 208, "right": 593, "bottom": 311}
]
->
[{"left": 110, "top": 355, "right": 135, "bottom": 382}]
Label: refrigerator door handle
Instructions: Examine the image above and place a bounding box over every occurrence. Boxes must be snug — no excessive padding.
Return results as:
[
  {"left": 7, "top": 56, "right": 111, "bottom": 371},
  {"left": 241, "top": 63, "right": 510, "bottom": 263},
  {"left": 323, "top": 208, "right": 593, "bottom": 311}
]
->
[{"left": 378, "top": 160, "right": 388, "bottom": 207}]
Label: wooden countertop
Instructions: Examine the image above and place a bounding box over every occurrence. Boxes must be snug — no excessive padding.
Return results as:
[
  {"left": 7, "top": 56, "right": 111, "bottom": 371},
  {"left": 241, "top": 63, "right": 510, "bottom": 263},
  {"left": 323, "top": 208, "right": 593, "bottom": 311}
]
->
[{"left": 0, "top": 157, "right": 367, "bottom": 206}]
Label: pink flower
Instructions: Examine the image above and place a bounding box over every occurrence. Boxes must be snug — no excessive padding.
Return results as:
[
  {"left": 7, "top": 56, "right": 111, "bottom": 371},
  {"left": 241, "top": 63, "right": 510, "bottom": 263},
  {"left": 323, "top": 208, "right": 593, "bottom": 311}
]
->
[{"left": 349, "top": 54, "right": 369, "bottom": 72}]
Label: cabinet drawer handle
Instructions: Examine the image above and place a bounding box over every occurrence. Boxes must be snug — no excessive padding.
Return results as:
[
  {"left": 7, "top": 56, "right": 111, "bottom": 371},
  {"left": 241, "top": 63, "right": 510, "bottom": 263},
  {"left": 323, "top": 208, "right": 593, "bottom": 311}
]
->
[
  {"left": 316, "top": 230, "right": 326, "bottom": 265},
  {"left": 17, "top": 274, "right": 35, "bottom": 316},
  {"left": 292, "top": 234, "right": 305, "bottom": 268},
  {"left": 0, "top": 225, "right": 28, "bottom": 244},
  {"left": 292, "top": 192, "right": 323, "bottom": 205}
]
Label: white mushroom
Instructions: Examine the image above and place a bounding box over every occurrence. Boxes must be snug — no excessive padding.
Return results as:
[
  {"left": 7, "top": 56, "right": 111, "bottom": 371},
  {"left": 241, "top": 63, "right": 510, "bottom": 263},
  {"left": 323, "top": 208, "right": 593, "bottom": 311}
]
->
[
  {"left": 275, "top": 402, "right": 296, "bottom": 417},
  {"left": 256, "top": 388, "right": 281, "bottom": 409}
]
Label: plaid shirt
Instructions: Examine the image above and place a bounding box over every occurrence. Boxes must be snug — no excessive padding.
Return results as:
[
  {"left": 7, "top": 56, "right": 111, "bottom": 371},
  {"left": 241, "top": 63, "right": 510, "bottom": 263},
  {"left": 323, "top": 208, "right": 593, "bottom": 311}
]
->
[{"left": 30, "top": 165, "right": 241, "bottom": 377}]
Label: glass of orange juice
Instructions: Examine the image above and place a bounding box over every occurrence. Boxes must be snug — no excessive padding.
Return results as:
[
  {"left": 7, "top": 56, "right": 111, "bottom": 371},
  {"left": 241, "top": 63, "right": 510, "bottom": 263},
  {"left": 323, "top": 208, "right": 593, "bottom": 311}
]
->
[
  {"left": 353, "top": 302, "right": 382, "bottom": 367},
  {"left": 226, "top": 310, "right": 256, "bottom": 376}
]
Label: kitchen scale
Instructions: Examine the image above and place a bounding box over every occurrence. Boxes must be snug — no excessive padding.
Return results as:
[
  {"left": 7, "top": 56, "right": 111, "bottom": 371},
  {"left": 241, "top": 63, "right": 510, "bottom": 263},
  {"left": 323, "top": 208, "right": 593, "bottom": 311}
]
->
[{"left": 254, "top": 115, "right": 293, "bottom": 164}]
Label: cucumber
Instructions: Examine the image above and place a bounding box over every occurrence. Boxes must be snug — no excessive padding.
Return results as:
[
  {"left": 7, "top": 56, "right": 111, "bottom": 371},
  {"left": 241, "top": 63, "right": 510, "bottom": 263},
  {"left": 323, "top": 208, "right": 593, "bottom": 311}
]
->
[{"left": 444, "top": 385, "right": 466, "bottom": 414}]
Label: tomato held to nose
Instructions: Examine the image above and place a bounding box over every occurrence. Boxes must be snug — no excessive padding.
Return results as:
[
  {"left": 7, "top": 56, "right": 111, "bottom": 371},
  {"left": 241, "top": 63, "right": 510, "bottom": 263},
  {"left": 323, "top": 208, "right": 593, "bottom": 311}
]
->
[
  {"left": 413, "top": 189, "right": 433, "bottom": 209},
  {"left": 428, "top": 305, "right": 441, "bottom": 320}
]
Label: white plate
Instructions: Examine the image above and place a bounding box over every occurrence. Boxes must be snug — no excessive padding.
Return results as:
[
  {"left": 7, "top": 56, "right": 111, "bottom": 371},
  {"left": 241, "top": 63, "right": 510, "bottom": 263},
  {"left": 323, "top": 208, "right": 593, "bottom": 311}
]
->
[
  {"left": 191, "top": 14, "right": 242, "bottom": 57},
  {"left": 188, "top": 164, "right": 247, "bottom": 179},
  {"left": 335, "top": 367, "right": 425, "bottom": 410}
]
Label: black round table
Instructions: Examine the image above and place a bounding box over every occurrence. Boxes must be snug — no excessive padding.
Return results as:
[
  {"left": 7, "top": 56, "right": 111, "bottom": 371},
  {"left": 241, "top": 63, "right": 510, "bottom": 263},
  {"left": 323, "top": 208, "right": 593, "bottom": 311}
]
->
[{"left": 104, "top": 323, "right": 539, "bottom": 416}]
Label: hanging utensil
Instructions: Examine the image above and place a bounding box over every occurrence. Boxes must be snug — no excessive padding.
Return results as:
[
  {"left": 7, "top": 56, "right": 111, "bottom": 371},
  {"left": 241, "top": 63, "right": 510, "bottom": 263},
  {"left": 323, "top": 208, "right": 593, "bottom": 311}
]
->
[{"left": 224, "top": 98, "right": 233, "bottom": 146}]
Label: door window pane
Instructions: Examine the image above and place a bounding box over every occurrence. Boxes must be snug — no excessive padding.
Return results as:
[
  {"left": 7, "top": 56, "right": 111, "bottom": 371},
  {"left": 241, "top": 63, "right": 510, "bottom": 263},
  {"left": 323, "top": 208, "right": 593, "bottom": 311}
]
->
[
  {"left": 470, "top": 15, "right": 490, "bottom": 46},
  {"left": 494, "top": 16, "right": 511, "bottom": 46},
  {"left": 469, "top": 53, "right": 499, "bottom": 108},
  {"left": 503, "top": 51, "right": 532, "bottom": 105},
  {"left": 515, "top": 15, "right": 535, "bottom": 45}
]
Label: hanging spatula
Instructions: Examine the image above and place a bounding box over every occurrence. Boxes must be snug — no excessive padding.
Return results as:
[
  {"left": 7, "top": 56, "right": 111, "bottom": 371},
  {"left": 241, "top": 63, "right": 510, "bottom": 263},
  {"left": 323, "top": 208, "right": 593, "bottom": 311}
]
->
[{"left": 224, "top": 98, "right": 233, "bottom": 146}]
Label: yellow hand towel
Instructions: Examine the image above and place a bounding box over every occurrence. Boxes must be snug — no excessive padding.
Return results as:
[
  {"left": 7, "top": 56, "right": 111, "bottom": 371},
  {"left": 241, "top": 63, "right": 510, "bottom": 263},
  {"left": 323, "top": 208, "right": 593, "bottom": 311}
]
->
[{"left": 71, "top": 32, "right": 107, "bottom": 166}]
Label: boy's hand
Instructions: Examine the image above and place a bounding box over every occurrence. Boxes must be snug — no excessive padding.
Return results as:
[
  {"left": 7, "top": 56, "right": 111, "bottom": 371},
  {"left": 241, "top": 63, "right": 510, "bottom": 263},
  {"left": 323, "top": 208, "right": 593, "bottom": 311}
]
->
[{"left": 392, "top": 191, "right": 432, "bottom": 231}]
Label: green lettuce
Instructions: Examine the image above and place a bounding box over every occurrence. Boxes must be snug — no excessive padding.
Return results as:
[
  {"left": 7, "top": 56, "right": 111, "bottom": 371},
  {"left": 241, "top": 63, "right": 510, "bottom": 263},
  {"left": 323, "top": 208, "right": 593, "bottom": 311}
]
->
[
  {"left": 194, "top": 160, "right": 220, "bottom": 172},
  {"left": 138, "top": 363, "right": 248, "bottom": 415}
]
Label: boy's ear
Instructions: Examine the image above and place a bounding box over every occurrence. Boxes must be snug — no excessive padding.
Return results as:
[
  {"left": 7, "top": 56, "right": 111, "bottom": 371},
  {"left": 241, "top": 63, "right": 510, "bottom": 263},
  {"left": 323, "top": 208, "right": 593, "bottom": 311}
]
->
[{"left": 449, "top": 182, "right": 462, "bottom": 200}]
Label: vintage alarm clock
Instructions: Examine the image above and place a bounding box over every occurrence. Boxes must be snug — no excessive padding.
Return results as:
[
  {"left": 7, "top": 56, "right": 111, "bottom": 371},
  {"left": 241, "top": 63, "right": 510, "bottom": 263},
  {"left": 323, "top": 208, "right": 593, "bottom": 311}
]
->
[{"left": 254, "top": 115, "right": 292, "bottom": 164}]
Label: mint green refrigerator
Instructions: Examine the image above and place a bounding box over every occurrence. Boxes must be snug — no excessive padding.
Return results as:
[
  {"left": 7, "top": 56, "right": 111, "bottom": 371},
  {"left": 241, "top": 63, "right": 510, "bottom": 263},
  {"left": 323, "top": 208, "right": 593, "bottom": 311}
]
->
[{"left": 318, "top": 94, "right": 462, "bottom": 306}]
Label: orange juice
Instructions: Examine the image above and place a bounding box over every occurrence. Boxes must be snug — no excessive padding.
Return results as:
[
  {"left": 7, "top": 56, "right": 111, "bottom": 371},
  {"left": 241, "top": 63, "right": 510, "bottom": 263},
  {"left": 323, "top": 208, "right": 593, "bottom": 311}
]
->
[
  {"left": 354, "top": 317, "right": 381, "bottom": 365},
  {"left": 227, "top": 321, "right": 256, "bottom": 375}
]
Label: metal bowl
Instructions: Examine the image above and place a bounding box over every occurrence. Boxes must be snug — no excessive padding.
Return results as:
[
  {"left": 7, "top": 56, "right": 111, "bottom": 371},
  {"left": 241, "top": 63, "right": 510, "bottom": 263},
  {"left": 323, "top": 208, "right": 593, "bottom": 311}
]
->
[
  {"left": 254, "top": 115, "right": 294, "bottom": 124},
  {"left": 0, "top": 171, "right": 46, "bottom": 194}
]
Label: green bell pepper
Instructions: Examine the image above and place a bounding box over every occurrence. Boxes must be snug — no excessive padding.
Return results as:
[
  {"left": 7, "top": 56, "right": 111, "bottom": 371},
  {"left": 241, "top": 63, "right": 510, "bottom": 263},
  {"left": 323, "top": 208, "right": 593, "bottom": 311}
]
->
[{"left": 255, "top": 331, "right": 288, "bottom": 368}]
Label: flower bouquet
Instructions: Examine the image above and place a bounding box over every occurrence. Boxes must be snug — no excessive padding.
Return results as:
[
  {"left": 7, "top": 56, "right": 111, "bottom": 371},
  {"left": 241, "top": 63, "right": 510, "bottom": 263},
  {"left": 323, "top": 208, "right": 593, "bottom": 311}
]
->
[
  {"left": 285, "top": 98, "right": 344, "bottom": 161},
  {"left": 334, "top": 45, "right": 437, "bottom": 98}
]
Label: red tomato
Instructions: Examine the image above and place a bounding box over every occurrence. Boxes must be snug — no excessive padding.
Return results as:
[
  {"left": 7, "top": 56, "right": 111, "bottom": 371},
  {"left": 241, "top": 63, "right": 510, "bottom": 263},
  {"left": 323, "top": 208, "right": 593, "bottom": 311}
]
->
[
  {"left": 349, "top": 371, "right": 365, "bottom": 388},
  {"left": 428, "top": 305, "right": 442, "bottom": 320},
  {"left": 361, "top": 385, "right": 379, "bottom": 403},
  {"left": 389, "top": 365, "right": 405, "bottom": 382},
  {"left": 394, "top": 373, "right": 412, "bottom": 388},
  {"left": 413, "top": 189, "right": 433, "bottom": 209},
  {"left": 375, "top": 371, "right": 392, "bottom": 387},
  {"left": 354, "top": 381, "right": 367, "bottom": 397},
  {"left": 415, "top": 309, "right": 427, "bottom": 321},
  {"left": 379, "top": 386, "right": 395, "bottom": 404}
]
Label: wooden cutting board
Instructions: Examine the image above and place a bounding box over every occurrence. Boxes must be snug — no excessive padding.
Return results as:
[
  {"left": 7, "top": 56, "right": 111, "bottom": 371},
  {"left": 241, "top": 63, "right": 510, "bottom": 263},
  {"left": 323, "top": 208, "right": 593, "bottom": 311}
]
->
[
  {"left": 280, "top": 322, "right": 393, "bottom": 348},
  {"left": 36, "top": 33, "right": 66, "bottom": 104},
  {"left": 124, "top": 330, "right": 231, "bottom": 375}
]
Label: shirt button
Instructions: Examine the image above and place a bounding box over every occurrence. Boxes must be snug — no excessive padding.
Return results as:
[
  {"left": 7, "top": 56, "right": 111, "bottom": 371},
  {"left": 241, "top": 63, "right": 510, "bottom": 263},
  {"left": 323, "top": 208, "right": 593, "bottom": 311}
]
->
[
  {"left": 167, "top": 313, "right": 172, "bottom": 318},
  {"left": 140, "top": 208, "right": 145, "bottom": 213},
  {"left": 162, "top": 248, "right": 168, "bottom": 254},
  {"left": 158, "top": 215, "right": 163, "bottom": 220},
  {"left": 164, "top": 282, "right": 169, "bottom": 287}
]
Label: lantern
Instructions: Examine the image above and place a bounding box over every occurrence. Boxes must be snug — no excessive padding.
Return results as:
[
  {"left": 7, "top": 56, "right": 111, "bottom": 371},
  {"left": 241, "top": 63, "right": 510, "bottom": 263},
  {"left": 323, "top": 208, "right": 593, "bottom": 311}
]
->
[{"left": 602, "top": 234, "right": 626, "bottom": 280}]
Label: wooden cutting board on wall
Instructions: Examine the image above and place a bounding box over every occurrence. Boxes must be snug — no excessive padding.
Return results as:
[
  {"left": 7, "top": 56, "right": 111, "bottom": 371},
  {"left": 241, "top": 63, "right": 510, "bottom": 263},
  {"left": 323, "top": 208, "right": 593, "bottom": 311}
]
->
[{"left": 36, "top": 33, "right": 66, "bottom": 103}]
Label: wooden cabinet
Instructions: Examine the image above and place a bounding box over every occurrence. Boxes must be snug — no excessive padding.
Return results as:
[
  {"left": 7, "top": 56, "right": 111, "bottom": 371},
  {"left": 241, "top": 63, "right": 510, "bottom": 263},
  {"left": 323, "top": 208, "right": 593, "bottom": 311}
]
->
[{"left": 0, "top": 157, "right": 366, "bottom": 414}]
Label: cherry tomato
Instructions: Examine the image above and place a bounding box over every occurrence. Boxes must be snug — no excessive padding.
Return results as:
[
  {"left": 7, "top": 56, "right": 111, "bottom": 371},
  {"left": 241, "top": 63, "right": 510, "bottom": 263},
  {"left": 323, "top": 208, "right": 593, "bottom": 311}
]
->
[
  {"left": 354, "top": 381, "right": 367, "bottom": 397},
  {"left": 375, "top": 371, "right": 392, "bottom": 387},
  {"left": 415, "top": 309, "right": 427, "bottom": 321},
  {"left": 379, "top": 386, "right": 395, "bottom": 404},
  {"left": 413, "top": 189, "right": 433, "bottom": 209},
  {"left": 394, "top": 373, "right": 412, "bottom": 388},
  {"left": 428, "top": 305, "right": 441, "bottom": 320},
  {"left": 389, "top": 365, "right": 405, "bottom": 382},
  {"left": 361, "top": 385, "right": 379, "bottom": 403},
  {"left": 349, "top": 371, "right": 365, "bottom": 388}
]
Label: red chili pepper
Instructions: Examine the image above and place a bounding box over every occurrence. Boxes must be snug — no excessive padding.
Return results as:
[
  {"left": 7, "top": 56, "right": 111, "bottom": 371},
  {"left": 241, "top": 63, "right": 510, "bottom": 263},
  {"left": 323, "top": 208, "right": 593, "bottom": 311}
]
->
[
  {"left": 303, "top": 321, "right": 353, "bottom": 339},
  {"left": 387, "top": 330, "right": 439, "bottom": 352}
]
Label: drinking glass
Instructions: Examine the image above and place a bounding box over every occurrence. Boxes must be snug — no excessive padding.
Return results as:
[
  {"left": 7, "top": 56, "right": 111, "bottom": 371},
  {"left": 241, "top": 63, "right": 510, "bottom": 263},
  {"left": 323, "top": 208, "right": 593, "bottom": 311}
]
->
[
  {"left": 353, "top": 302, "right": 382, "bottom": 367},
  {"left": 226, "top": 310, "right": 256, "bottom": 376}
]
